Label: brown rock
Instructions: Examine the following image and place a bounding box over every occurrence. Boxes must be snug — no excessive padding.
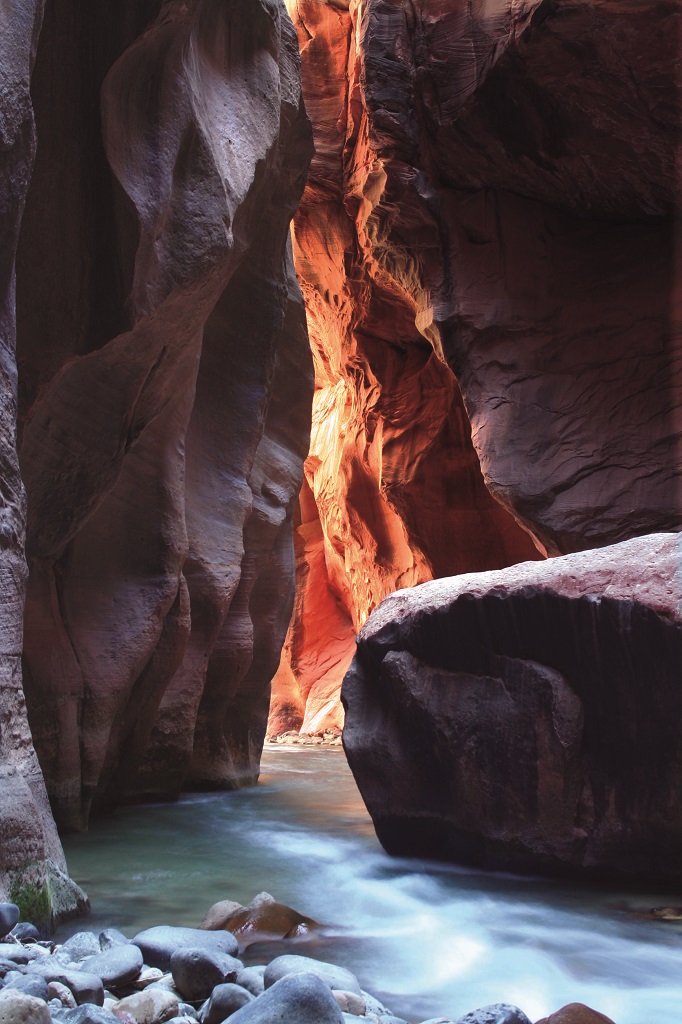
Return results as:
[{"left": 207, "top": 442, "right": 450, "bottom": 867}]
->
[
  {"left": 343, "top": 533, "right": 682, "bottom": 881},
  {"left": 201, "top": 900, "right": 245, "bottom": 931},
  {"left": 201, "top": 892, "right": 318, "bottom": 950},
  {"left": 0, "top": 0, "right": 86, "bottom": 925},
  {"left": 535, "top": 1004, "right": 616, "bottom": 1024},
  {"left": 15, "top": 0, "right": 313, "bottom": 828}
]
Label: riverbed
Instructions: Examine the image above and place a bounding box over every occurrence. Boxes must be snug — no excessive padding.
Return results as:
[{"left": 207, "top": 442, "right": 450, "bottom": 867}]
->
[{"left": 59, "top": 746, "right": 682, "bottom": 1024}]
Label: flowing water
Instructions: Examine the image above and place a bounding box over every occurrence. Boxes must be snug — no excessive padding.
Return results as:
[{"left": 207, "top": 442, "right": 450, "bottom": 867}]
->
[{"left": 59, "top": 747, "right": 682, "bottom": 1024}]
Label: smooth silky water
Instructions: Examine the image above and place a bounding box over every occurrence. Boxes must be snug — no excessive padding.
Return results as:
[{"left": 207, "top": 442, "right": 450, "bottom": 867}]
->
[{"left": 59, "top": 747, "right": 682, "bottom": 1024}]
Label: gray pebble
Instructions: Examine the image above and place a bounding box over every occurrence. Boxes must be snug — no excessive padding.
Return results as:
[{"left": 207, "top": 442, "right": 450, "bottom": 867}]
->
[
  {"left": 82, "top": 942, "right": 143, "bottom": 988},
  {"left": 454, "top": 1006, "right": 532, "bottom": 1024},
  {"left": 133, "top": 926, "right": 239, "bottom": 971},
  {"left": 11, "top": 923, "right": 40, "bottom": 943},
  {"left": 56, "top": 933, "right": 101, "bottom": 964},
  {"left": 0, "top": 968, "right": 49, "bottom": 1000},
  {"left": 235, "top": 966, "right": 265, "bottom": 997},
  {"left": 200, "top": 982, "right": 254, "bottom": 1024},
  {"left": 98, "top": 929, "right": 130, "bottom": 951},
  {"left": 263, "top": 954, "right": 361, "bottom": 995},
  {"left": 228, "top": 972, "right": 345, "bottom": 1024},
  {"left": 51, "top": 1006, "right": 123, "bottom": 1024},
  {"left": 171, "top": 947, "right": 241, "bottom": 1002}
]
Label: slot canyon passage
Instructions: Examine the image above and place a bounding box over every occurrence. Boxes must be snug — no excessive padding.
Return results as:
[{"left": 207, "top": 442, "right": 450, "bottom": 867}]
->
[{"left": 0, "top": 0, "right": 681, "bottom": 1021}]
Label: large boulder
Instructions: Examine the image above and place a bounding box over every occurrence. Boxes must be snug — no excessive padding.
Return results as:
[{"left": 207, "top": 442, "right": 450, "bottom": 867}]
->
[{"left": 343, "top": 533, "right": 682, "bottom": 881}]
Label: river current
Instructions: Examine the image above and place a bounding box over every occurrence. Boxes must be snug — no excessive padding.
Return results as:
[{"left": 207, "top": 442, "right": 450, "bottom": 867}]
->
[{"left": 59, "top": 747, "right": 682, "bottom": 1024}]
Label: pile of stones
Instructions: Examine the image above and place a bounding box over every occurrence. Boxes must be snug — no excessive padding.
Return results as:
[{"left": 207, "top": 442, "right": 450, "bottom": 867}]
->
[{"left": 0, "top": 902, "right": 613, "bottom": 1024}]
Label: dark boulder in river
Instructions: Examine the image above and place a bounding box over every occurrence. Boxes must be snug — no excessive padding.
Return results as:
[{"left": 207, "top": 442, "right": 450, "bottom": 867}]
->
[{"left": 343, "top": 533, "right": 682, "bottom": 883}]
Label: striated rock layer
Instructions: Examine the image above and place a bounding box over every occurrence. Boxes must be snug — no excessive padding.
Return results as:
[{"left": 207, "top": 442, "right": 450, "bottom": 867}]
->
[
  {"left": 15, "top": 0, "right": 313, "bottom": 831},
  {"left": 343, "top": 533, "right": 682, "bottom": 881},
  {"left": 0, "top": 0, "right": 87, "bottom": 924}
]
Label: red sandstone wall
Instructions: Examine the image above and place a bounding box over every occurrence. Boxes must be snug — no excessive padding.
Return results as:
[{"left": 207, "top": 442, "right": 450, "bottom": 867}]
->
[
  {"left": 15, "top": 0, "right": 314, "bottom": 830},
  {"left": 270, "top": 0, "right": 542, "bottom": 737}
]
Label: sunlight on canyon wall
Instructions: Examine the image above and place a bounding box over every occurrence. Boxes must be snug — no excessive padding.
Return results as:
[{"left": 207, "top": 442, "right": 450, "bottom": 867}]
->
[{"left": 269, "top": 0, "right": 540, "bottom": 737}]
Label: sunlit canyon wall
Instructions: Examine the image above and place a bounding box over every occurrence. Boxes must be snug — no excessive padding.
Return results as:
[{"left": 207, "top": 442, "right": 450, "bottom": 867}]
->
[
  {"left": 0, "top": 0, "right": 313, "bottom": 921},
  {"left": 269, "top": 0, "right": 547, "bottom": 737}
]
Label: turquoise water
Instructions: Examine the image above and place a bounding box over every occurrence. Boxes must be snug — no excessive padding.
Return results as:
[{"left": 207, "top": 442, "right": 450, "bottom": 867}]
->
[{"left": 60, "top": 747, "right": 682, "bottom": 1024}]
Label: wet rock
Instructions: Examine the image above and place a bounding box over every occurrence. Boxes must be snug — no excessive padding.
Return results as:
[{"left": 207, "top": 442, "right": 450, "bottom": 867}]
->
[
  {"left": 27, "top": 961, "right": 104, "bottom": 1005},
  {"left": 235, "top": 967, "right": 265, "bottom": 997},
  {"left": 52, "top": 1007, "right": 127, "bottom": 1024},
  {"left": 170, "top": 948, "right": 241, "bottom": 1002},
  {"left": 0, "top": 988, "right": 51, "bottom": 1023},
  {"left": 200, "top": 903, "right": 243, "bottom": 930},
  {"left": 200, "top": 982, "right": 255, "bottom": 1024},
  {"left": 264, "top": 955, "right": 361, "bottom": 995},
  {"left": 48, "top": 980, "right": 78, "bottom": 1007},
  {"left": 133, "top": 928, "right": 239, "bottom": 972},
  {"left": 83, "top": 944, "right": 144, "bottom": 988},
  {"left": 333, "top": 991, "right": 367, "bottom": 1015},
  {"left": 535, "top": 1004, "right": 616, "bottom": 1024},
  {"left": 175, "top": 1005, "right": 198, "bottom": 1021},
  {"left": 0, "top": 943, "right": 30, "bottom": 964},
  {"left": 11, "top": 923, "right": 41, "bottom": 942},
  {"left": 133, "top": 969, "right": 165, "bottom": 991},
  {"left": 344, "top": 533, "right": 682, "bottom": 881},
  {"left": 0, "top": 968, "right": 49, "bottom": 999},
  {"left": 100, "top": 931, "right": 131, "bottom": 951},
  {"left": 112, "top": 988, "right": 179, "bottom": 1024},
  {"left": 454, "top": 1007, "right": 531, "bottom": 1024},
  {"left": 58, "top": 933, "right": 102, "bottom": 964},
  {"left": 201, "top": 893, "right": 318, "bottom": 949},
  {"left": 0, "top": 906, "right": 19, "bottom": 939},
  {"left": 229, "top": 973, "right": 345, "bottom": 1024}
]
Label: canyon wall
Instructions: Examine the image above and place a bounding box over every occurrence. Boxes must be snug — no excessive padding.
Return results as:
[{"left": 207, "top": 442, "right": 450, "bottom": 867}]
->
[
  {"left": 278, "top": 0, "right": 681, "bottom": 740},
  {"left": 0, "top": 0, "right": 87, "bottom": 925},
  {"left": 271, "top": 0, "right": 544, "bottom": 736},
  {"left": 331, "top": 0, "right": 681, "bottom": 877},
  {"left": 9, "top": 0, "right": 313, "bottom": 835}
]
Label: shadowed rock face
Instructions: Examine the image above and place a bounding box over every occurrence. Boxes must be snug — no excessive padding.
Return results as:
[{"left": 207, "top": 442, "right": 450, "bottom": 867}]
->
[
  {"left": 0, "top": 0, "right": 87, "bottom": 925},
  {"left": 343, "top": 533, "right": 682, "bottom": 881},
  {"left": 14, "top": 0, "right": 313, "bottom": 831}
]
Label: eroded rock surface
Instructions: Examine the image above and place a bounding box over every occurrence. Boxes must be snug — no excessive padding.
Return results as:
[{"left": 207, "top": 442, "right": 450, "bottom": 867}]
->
[
  {"left": 15, "top": 0, "right": 313, "bottom": 830},
  {"left": 276, "top": 0, "right": 682, "bottom": 736},
  {"left": 0, "top": 0, "right": 86, "bottom": 926},
  {"left": 343, "top": 533, "right": 682, "bottom": 881},
  {"left": 272, "top": 0, "right": 546, "bottom": 736}
]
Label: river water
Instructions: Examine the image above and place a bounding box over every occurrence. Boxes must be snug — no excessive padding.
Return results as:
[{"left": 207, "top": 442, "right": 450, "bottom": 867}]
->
[{"left": 59, "top": 747, "right": 681, "bottom": 1024}]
